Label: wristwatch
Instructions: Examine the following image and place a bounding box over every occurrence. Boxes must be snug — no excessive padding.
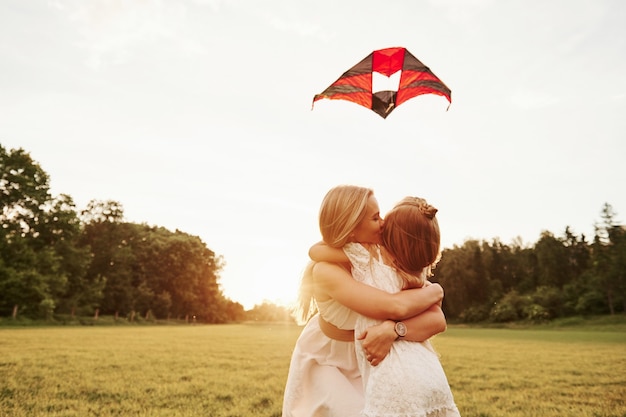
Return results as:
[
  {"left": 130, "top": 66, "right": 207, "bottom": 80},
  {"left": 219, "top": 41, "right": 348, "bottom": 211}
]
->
[{"left": 394, "top": 321, "right": 407, "bottom": 338}]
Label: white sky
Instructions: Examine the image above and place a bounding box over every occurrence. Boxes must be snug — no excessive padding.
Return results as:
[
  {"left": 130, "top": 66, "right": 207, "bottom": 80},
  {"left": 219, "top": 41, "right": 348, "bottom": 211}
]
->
[{"left": 1, "top": 0, "right": 625, "bottom": 310}]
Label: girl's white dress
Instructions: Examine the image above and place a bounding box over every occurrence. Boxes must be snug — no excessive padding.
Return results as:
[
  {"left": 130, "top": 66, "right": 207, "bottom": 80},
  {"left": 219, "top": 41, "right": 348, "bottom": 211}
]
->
[
  {"left": 344, "top": 243, "right": 461, "bottom": 417},
  {"left": 282, "top": 296, "right": 363, "bottom": 417}
]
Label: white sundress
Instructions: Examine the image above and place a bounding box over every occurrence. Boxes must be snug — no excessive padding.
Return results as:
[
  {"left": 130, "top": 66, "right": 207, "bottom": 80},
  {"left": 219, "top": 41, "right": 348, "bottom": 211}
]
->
[
  {"left": 344, "top": 243, "right": 461, "bottom": 417},
  {"left": 282, "top": 296, "right": 363, "bottom": 417}
]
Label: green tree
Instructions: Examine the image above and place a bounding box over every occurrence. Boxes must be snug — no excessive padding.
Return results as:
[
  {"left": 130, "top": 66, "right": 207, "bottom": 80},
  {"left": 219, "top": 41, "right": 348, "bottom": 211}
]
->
[
  {"left": 534, "top": 231, "right": 569, "bottom": 289},
  {"left": 591, "top": 203, "right": 626, "bottom": 314},
  {"left": 0, "top": 146, "right": 91, "bottom": 318},
  {"left": 436, "top": 240, "right": 490, "bottom": 320},
  {"left": 80, "top": 200, "right": 135, "bottom": 317},
  {"left": 80, "top": 217, "right": 230, "bottom": 322},
  {"left": 607, "top": 225, "right": 626, "bottom": 312},
  {"left": 0, "top": 145, "right": 50, "bottom": 240},
  {"left": 39, "top": 194, "right": 96, "bottom": 315}
]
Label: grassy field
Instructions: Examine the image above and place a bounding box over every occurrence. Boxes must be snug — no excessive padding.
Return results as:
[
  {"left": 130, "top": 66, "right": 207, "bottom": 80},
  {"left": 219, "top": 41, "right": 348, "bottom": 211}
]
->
[{"left": 0, "top": 320, "right": 625, "bottom": 417}]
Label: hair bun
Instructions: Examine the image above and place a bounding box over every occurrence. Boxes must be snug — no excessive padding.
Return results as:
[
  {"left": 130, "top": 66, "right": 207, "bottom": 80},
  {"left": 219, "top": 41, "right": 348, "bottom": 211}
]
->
[
  {"left": 420, "top": 203, "right": 438, "bottom": 219},
  {"left": 397, "top": 197, "right": 438, "bottom": 219}
]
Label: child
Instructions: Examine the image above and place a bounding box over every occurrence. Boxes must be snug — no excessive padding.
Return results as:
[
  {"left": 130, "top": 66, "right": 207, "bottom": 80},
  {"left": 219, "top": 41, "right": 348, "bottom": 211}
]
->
[{"left": 310, "top": 196, "right": 461, "bottom": 417}]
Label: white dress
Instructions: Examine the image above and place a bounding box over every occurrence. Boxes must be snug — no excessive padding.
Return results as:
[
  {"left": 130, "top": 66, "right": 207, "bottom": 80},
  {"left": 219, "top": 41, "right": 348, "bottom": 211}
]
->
[
  {"left": 344, "top": 243, "right": 461, "bottom": 417},
  {"left": 282, "top": 296, "right": 363, "bottom": 417}
]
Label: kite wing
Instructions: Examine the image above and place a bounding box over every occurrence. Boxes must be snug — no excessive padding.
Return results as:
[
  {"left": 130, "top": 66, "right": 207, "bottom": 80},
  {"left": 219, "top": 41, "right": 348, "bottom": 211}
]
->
[{"left": 312, "top": 47, "right": 451, "bottom": 119}]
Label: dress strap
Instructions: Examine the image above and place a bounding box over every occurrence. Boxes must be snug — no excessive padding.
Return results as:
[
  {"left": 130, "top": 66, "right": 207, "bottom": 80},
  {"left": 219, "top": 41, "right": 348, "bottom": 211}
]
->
[{"left": 318, "top": 315, "right": 355, "bottom": 342}]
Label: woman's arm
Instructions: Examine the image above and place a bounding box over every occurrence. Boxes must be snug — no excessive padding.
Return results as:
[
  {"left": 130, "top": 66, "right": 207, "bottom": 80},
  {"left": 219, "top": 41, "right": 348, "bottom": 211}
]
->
[
  {"left": 312, "top": 261, "right": 443, "bottom": 320},
  {"left": 309, "top": 241, "right": 349, "bottom": 263}
]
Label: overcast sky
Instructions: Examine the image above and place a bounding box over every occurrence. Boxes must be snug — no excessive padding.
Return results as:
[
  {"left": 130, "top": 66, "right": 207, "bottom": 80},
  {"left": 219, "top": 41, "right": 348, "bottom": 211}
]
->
[{"left": 1, "top": 0, "right": 625, "bottom": 309}]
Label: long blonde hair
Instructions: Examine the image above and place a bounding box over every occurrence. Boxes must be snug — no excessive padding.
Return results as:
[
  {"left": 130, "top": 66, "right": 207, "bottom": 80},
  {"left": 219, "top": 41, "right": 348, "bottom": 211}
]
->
[
  {"left": 382, "top": 197, "right": 441, "bottom": 288},
  {"left": 294, "top": 185, "right": 374, "bottom": 324}
]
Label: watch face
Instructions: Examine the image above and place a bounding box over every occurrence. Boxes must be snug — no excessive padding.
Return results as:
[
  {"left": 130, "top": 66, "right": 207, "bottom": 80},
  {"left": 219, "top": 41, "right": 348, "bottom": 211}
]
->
[{"left": 395, "top": 321, "right": 407, "bottom": 337}]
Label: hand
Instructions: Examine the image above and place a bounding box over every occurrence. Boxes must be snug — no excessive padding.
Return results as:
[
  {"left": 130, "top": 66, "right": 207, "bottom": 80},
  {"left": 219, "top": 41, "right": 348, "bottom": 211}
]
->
[
  {"left": 429, "top": 282, "right": 444, "bottom": 306},
  {"left": 357, "top": 320, "right": 396, "bottom": 366}
]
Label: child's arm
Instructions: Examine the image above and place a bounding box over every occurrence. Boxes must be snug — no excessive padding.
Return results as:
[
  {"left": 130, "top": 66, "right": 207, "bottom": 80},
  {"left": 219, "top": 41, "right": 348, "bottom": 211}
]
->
[
  {"left": 358, "top": 305, "right": 447, "bottom": 366},
  {"left": 361, "top": 304, "right": 446, "bottom": 343},
  {"left": 309, "top": 241, "right": 350, "bottom": 263}
]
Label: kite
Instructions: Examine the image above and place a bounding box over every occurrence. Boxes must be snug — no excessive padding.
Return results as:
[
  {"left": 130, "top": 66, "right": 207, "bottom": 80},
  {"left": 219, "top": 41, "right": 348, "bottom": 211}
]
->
[{"left": 312, "top": 46, "right": 451, "bottom": 119}]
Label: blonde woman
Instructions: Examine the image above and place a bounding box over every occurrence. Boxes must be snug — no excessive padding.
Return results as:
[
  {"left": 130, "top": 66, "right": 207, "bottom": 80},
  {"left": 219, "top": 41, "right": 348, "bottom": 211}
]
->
[
  {"left": 310, "top": 196, "right": 461, "bottom": 417},
  {"left": 282, "top": 186, "right": 447, "bottom": 417}
]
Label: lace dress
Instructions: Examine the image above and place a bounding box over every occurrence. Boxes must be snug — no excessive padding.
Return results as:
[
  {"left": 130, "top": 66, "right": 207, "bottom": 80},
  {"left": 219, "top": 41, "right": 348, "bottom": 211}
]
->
[
  {"left": 344, "top": 243, "right": 461, "bottom": 417},
  {"left": 282, "top": 296, "right": 363, "bottom": 417}
]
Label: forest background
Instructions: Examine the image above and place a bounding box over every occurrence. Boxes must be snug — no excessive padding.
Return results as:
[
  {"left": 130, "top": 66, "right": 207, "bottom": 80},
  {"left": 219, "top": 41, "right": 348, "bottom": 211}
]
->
[{"left": 1, "top": 144, "right": 625, "bottom": 325}]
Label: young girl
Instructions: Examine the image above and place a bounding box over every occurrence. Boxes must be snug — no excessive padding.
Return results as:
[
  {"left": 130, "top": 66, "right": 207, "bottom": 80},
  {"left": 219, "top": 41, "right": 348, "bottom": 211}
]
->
[{"left": 310, "top": 196, "right": 461, "bottom": 417}]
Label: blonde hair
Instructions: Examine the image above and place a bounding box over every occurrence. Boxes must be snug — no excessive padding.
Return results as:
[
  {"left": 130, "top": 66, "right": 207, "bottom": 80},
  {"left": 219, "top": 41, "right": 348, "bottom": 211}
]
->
[
  {"left": 382, "top": 197, "right": 441, "bottom": 288},
  {"left": 319, "top": 185, "right": 374, "bottom": 247},
  {"left": 295, "top": 185, "right": 374, "bottom": 323}
]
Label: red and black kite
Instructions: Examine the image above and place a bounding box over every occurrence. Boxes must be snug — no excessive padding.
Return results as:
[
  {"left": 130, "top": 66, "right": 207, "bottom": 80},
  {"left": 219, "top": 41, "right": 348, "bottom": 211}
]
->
[{"left": 313, "top": 47, "right": 451, "bottom": 119}]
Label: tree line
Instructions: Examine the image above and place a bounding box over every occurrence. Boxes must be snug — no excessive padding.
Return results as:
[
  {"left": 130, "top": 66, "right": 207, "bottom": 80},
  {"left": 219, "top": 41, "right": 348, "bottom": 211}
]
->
[
  {"left": 434, "top": 203, "right": 625, "bottom": 322},
  {"left": 0, "top": 145, "right": 255, "bottom": 323},
  {"left": 2, "top": 144, "right": 624, "bottom": 324}
]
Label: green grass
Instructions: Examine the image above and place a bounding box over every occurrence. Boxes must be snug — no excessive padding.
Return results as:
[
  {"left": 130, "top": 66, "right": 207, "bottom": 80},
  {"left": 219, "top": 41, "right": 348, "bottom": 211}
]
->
[
  {"left": 435, "top": 327, "right": 626, "bottom": 417},
  {"left": 0, "top": 324, "right": 297, "bottom": 417},
  {"left": 0, "top": 322, "right": 625, "bottom": 417}
]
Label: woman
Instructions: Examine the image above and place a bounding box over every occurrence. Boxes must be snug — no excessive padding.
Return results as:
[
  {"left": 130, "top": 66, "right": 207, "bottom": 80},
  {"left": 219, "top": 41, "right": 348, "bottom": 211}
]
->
[
  {"left": 282, "top": 186, "right": 447, "bottom": 417},
  {"left": 311, "top": 196, "right": 461, "bottom": 416}
]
